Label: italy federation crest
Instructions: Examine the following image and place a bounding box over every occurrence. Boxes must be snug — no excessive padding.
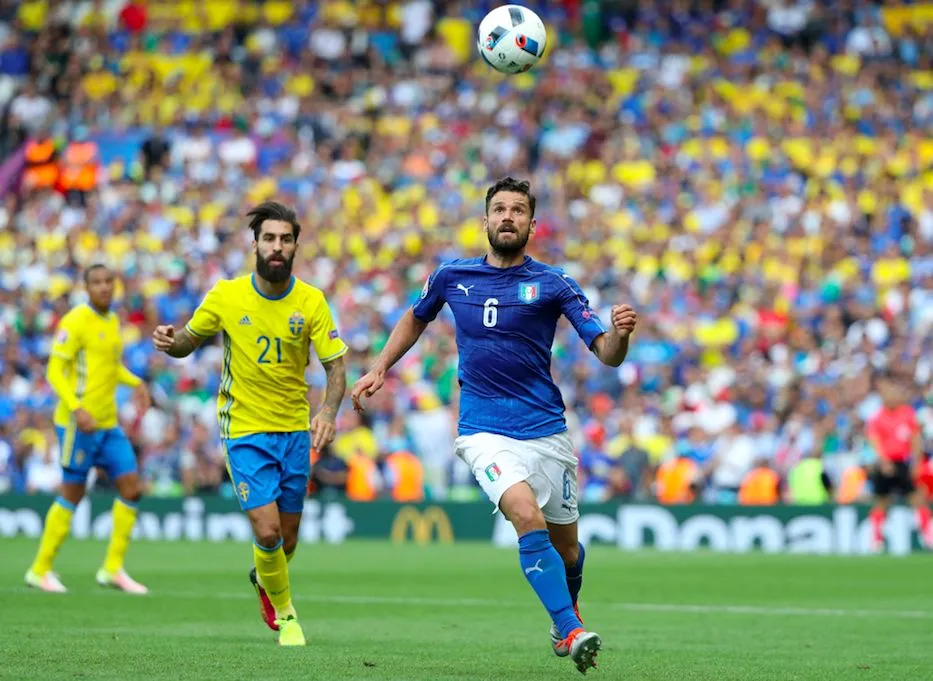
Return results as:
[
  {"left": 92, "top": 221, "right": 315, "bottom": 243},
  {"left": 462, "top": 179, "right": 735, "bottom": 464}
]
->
[
  {"left": 518, "top": 282, "right": 540, "bottom": 303},
  {"left": 288, "top": 312, "right": 305, "bottom": 337}
]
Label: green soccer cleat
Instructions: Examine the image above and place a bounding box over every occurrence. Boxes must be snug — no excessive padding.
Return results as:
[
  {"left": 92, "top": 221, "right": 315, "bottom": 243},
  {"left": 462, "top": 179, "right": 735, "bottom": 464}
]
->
[{"left": 276, "top": 615, "right": 306, "bottom": 647}]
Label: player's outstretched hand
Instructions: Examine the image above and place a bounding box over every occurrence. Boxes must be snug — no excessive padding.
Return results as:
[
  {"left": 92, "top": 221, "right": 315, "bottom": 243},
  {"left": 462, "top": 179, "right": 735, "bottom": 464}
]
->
[
  {"left": 351, "top": 369, "right": 386, "bottom": 412},
  {"left": 152, "top": 324, "right": 175, "bottom": 353},
  {"left": 310, "top": 410, "right": 337, "bottom": 450},
  {"left": 134, "top": 383, "right": 151, "bottom": 412},
  {"left": 611, "top": 304, "right": 638, "bottom": 338}
]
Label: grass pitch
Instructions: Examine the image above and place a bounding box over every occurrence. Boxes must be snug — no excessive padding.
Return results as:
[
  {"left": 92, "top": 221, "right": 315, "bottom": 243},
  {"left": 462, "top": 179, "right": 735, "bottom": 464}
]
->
[{"left": 1, "top": 538, "right": 930, "bottom": 680}]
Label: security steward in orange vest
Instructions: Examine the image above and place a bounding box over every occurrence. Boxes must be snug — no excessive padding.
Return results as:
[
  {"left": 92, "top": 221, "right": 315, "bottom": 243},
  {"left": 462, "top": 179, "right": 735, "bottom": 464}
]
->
[
  {"left": 738, "top": 459, "right": 781, "bottom": 505},
  {"left": 23, "top": 135, "right": 58, "bottom": 192},
  {"left": 58, "top": 127, "right": 99, "bottom": 207},
  {"left": 345, "top": 448, "right": 380, "bottom": 501},
  {"left": 383, "top": 450, "right": 425, "bottom": 502}
]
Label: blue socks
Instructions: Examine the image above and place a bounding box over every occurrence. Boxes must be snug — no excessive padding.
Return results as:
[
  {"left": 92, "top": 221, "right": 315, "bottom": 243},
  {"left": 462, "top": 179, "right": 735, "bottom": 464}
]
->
[
  {"left": 519, "top": 529, "right": 583, "bottom": 639},
  {"left": 566, "top": 542, "right": 585, "bottom": 606}
]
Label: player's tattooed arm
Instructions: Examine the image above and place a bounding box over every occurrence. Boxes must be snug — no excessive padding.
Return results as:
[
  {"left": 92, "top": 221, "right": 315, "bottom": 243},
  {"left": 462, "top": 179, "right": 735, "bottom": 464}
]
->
[
  {"left": 152, "top": 324, "right": 204, "bottom": 358},
  {"left": 320, "top": 355, "right": 347, "bottom": 418},
  {"left": 312, "top": 356, "right": 346, "bottom": 450}
]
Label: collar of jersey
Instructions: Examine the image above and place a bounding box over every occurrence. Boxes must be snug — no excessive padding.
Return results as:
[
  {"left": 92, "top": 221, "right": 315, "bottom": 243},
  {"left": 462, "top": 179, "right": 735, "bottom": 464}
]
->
[
  {"left": 85, "top": 303, "right": 111, "bottom": 319},
  {"left": 251, "top": 274, "right": 295, "bottom": 301},
  {"left": 482, "top": 254, "right": 531, "bottom": 270}
]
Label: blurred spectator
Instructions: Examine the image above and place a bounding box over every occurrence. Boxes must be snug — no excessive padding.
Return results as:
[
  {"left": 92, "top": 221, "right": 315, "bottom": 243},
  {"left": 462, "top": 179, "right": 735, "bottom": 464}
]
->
[
  {"left": 25, "top": 444, "right": 62, "bottom": 495},
  {"left": 786, "top": 451, "right": 832, "bottom": 504},
  {"left": 310, "top": 444, "right": 349, "bottom": 498},
  {"left": 711, "top": 422, "right": 757, "bottom": 503}
]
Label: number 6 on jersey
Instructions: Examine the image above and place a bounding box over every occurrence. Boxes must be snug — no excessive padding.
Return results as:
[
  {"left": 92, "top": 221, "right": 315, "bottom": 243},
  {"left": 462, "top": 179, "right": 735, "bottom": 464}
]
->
[{"left": 483, "top": 298, "right": 498, "bottom": 328}]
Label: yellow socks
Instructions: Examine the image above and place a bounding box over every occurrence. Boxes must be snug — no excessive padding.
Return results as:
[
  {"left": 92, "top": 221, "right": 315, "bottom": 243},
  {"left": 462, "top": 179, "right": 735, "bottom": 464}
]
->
[
  {"left": 103, "top": 497, "right": 138, "bottom": 574},
  {"left": 253, "top": 540, "right": 295, "bottom": 619},
  {"left": 30, "top": 497, "right": 75, "bottom": 575}
]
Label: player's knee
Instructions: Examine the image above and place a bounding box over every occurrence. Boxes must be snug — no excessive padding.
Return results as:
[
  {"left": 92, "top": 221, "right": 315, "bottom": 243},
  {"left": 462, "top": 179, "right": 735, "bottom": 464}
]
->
[
  {"left": 555, "top": 541, "right": 579, "bottom": 567},
  {"left": 59, "top": 482, "right": 86, "bottom": 506},
  {"left": 254, "top": 526, "right": 282, "bottom": 550},
  {"left": 282, "top": 535, "right": 298, "bottom": 556},
  {"left": 121, "top": 485, "right": 143, "bottom": 504},
  {"left": 502, "top": 493, "right": 545, "bottom": 535},
  {"left": 114, "top": 474, "right": 143, "bottom": 503}
]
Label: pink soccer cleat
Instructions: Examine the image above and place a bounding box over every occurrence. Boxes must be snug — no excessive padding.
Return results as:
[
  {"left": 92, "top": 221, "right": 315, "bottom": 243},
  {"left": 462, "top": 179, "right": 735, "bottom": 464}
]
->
[
  {"left": 25, "top": 570, "right": 67, "bottom": 593},
  {"left": 96, "top": 568, "right": 149, "bottom": 595}
]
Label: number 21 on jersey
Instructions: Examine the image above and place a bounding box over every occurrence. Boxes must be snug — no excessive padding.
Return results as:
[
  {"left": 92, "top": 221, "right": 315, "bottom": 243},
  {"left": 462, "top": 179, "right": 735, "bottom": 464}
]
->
[{"left": 257, "top": 335, "right": 282, "bottom": 364}]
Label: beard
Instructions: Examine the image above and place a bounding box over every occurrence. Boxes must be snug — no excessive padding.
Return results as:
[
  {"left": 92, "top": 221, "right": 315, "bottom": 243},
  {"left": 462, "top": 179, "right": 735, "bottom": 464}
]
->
[
  {"left": 487, "top": 222, "right": 530, "bottom": 255},
  {"left": 256, "top": 251, "right": 295, "bottom": 283}
]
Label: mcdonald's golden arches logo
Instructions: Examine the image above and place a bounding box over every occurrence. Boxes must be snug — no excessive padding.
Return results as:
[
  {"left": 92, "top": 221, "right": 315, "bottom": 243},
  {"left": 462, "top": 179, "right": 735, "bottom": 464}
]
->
[{"left": 390, "top": 505, "right": 454, "bottom": 545}]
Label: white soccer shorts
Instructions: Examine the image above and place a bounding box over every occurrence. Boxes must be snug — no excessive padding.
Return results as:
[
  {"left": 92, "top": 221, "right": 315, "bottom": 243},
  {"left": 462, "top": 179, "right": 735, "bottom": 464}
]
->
[{"left": 453, "top": 431, "right": 579, "bottom": 524}]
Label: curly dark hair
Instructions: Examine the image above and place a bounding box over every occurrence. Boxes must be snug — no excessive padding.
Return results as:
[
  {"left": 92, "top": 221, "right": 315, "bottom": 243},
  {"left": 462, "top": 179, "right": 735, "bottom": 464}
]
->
[
  {"left": 484, "top": 177, "right": 536, "bottom": 217},
  {"left": 246, "top": 201, "right": 301, "bottom": 241}
]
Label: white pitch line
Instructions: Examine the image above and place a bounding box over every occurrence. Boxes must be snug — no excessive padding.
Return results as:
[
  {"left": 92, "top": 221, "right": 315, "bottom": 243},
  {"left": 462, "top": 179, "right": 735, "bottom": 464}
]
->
[
  {"left": 4, "top": 587, "right": 931, "bottom": 620},
  {"left": 605, "top": 602, "right": 933, "bottom": 619}
]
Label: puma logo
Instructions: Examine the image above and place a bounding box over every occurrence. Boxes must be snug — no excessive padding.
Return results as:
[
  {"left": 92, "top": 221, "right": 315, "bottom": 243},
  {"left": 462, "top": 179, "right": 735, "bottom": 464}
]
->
[
  {"left": 456, "top": 283, "right": 475, "bottom": 296},
  {"left": 524, "top": 559, "right": 544, "bottom": 575}
]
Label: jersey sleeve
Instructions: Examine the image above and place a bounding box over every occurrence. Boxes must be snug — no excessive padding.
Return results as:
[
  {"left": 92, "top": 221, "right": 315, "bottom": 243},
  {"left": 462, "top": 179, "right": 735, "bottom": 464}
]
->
[
  {"left": 185, "top": 283, "right": 224, "bottom": 339},
  {"left": 50, "top": 311, "right": 83, "bottom": 360},
  {"left": 308, "top": 295, "right": 348, "bottom": 364},
  {"left": 555, "top": 272, "right": 606, "bottom": 349},
  {"left": 411, "top": 266, "right": 447, "bottom": 322}
]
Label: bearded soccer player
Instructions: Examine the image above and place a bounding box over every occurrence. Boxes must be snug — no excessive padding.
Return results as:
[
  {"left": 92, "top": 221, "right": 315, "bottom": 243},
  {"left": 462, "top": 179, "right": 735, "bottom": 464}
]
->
[
  {"left": 26, "top": 264, "right": 151, "bottom": 594},
  {"left": 352, "top": 177, "right": 637, "bottom": 674},
  {"left": 152, "top": 202, "right": 347, "bottom": 646},
  {"left": 866, "top": 374, "right": 933, "bottom": 551}
]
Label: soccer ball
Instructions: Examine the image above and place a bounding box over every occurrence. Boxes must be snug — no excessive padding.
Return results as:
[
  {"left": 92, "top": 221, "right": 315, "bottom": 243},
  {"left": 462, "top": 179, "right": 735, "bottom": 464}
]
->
[{"left": 477, "top": 5, "right": 547, "bottom": 75}]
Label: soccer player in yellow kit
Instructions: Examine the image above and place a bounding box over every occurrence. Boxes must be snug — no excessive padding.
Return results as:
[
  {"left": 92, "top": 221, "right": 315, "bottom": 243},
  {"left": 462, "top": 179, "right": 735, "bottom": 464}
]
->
[
  {"left": 152, "top": 201, "right": 347, "bottom": 647},
  {"left": 26, "top": 264, "right": 151, "bottom": 594}
]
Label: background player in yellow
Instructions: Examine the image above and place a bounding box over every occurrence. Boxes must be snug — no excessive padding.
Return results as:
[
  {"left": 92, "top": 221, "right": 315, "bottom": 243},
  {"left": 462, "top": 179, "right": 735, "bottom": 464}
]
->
[
  {"left": 26, "top": 264, "right": 151, "bottom": 595},
  {"left": 152, "top": 201, "right": 347, "bottom": 647}
]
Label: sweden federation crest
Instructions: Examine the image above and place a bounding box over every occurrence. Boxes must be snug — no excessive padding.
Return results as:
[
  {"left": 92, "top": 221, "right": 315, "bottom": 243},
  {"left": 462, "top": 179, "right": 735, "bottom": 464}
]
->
[
  {"left": 288, "top": 311, "right": 305, "bottom": 337},
  {"left": 518, "top": 282, "right": 540, "bottom": 304}
]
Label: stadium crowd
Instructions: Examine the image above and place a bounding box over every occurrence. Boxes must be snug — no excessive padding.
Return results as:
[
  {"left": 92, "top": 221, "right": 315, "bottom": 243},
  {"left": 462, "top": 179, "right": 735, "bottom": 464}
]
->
[{"left": 1, "top": 0, "right": 933, "bottom": 506}]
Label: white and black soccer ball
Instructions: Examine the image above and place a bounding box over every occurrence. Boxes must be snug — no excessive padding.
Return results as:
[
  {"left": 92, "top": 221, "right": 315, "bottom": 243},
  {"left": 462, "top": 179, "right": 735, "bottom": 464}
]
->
[{"left": 477, "top": 5, "right": 547, "bottom": 75}]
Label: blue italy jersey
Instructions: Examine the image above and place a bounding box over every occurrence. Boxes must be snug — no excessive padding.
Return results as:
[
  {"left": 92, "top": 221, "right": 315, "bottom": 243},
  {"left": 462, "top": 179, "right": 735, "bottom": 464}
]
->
[{"left": 412, "top": 255, "right": 606, "bottom": 440}]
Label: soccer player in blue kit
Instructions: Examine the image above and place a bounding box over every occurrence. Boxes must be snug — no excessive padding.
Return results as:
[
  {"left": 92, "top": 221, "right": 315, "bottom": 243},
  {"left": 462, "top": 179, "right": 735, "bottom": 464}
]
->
[{"left": 352, "top": 177, "right": 637, "bottom": 674}]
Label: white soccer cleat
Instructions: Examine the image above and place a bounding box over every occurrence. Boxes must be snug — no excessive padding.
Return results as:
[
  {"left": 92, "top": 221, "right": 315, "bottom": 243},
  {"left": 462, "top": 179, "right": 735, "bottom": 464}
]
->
[
  {"left": 550, "top": 624, "right": 569, "bottom": 657},
  {"left": 570, "top": 630, "right": 602, "bottom": 674},
  {"left": 551, "top": 603, "right": 583, "bottom": 657},
  {"left": 96, "top": 568, "right": 149, "bottom": 595},
  {"left": 554, "top": 629, "right": 601, "bottom": 675},
  {"left": 25, "top": 569, "right": 67, "bottom": 593}
]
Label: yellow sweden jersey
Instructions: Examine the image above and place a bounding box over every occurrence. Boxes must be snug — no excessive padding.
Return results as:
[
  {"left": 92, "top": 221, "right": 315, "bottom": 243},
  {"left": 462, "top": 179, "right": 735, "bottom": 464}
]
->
[
  {"left": 50, "top": 305, "right": 127, "bottom": 429},
  {"left": 186, "top": 275, "right": 348, "bottom": 439}
]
